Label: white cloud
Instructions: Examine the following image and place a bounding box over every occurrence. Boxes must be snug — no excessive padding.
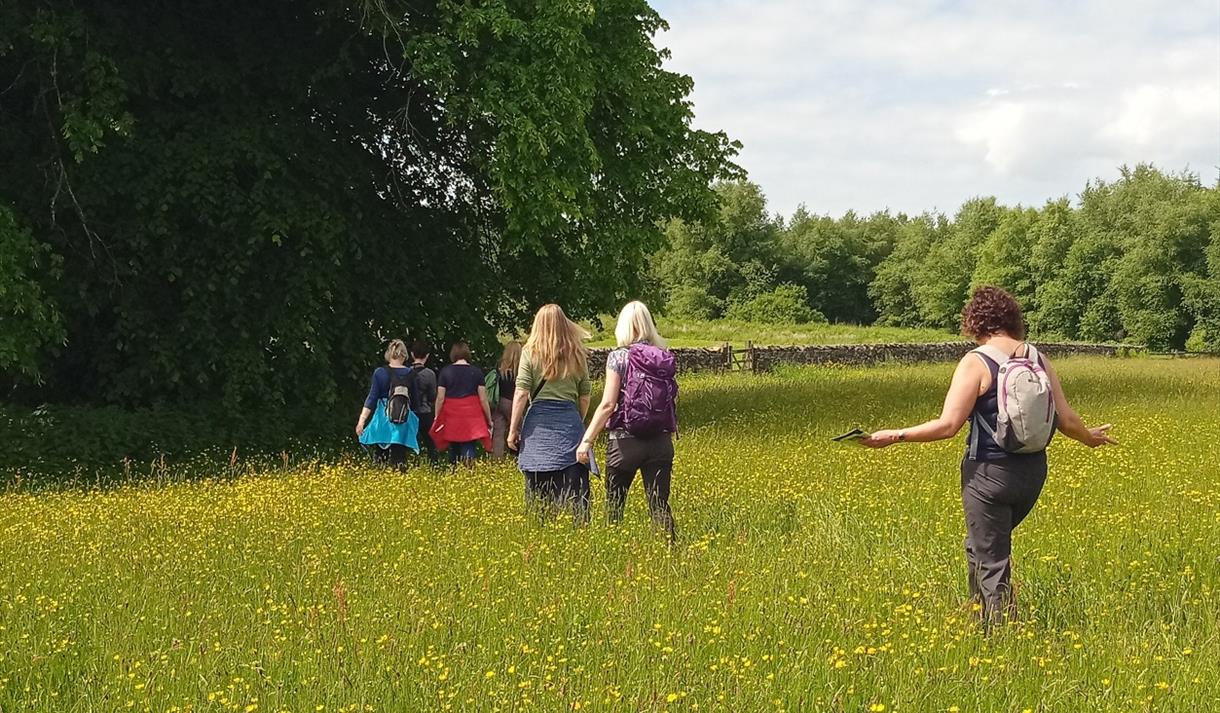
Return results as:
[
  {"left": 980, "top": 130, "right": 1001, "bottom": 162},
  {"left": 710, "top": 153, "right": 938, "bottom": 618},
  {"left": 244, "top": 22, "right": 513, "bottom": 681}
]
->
[{"left": 653, "top": 0, "right": 1220, "bottom": 217}]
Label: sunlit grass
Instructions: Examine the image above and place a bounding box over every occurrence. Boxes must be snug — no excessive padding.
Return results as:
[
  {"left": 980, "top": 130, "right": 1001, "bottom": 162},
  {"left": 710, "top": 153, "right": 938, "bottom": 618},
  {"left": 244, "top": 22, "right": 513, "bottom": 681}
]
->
[{"left": 1, "top": 358, "right": 1218, "bottom": 711}]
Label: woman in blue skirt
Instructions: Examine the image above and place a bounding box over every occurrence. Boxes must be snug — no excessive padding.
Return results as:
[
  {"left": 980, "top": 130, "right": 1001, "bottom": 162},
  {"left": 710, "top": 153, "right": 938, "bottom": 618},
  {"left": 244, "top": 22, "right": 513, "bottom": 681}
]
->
[
  {"left": 355, "top": 339, "right": 420, "bottom": 468},
  {"left": 507, "top": 304, "right": 592, "bottom": 523}
]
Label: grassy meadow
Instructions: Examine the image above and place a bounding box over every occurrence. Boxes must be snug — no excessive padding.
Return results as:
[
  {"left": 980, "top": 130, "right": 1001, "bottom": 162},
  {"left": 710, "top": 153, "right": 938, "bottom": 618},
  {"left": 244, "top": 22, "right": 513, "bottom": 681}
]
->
[{"left": 2, "top": 357, "right": 1219, "bottom": 711}]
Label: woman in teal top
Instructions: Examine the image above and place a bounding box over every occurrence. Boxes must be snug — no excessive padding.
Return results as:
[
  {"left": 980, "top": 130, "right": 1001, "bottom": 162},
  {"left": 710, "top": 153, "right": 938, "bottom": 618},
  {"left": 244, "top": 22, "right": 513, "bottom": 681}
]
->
[{"left": 355, "top": 339, "right": 420, "bottom": 468}]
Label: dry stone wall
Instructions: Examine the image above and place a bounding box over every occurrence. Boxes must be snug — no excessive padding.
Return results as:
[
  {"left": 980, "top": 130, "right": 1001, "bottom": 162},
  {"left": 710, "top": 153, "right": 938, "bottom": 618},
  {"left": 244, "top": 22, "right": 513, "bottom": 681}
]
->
[
  {"left": 587, "top": 346, "right": 731, "bottom": 375},
  {"left": 583, "top": 341, "right": 1133, "bottom": 375},
  {"left": 748, "top": 341, "right": 1133, "bottom": 371}
]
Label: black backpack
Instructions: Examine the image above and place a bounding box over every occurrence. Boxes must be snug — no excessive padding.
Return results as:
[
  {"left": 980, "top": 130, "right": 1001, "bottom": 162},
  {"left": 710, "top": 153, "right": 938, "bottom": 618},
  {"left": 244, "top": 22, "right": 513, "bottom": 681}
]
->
[
  {"left": 385, "top": 368, "right": 414, "bottom": 424},
  {"left": 406, "top": 364, "right": 429, "bottom": 412}
]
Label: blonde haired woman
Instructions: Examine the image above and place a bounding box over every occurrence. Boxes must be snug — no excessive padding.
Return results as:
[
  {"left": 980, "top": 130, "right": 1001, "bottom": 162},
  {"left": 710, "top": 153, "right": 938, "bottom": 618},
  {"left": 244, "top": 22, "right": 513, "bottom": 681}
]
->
[
  {"left": 492, "top": 341, "right": 523, "bottom": 459},
  {"left": 578, "top": 301, "right": 678, "bottom": 538},
  {"left": 356, "top": 338, "right": 420, "bottom": 468},
  {"left": 508, "top": 305, "right": 592, "bottom": 522}
]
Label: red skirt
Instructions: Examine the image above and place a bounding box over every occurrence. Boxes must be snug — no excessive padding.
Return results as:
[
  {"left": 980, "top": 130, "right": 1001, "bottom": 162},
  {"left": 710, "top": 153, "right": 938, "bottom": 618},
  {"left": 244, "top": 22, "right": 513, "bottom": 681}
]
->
[{"left": 430, "top": 395, "right": 492, "bottom": 453}]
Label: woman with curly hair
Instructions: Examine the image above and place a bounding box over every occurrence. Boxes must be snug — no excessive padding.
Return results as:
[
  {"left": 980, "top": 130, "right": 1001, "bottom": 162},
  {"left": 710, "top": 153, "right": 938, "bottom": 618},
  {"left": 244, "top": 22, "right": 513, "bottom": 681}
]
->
[{"left": 861, "top": 286, "right": 1116, "bottom": 624}]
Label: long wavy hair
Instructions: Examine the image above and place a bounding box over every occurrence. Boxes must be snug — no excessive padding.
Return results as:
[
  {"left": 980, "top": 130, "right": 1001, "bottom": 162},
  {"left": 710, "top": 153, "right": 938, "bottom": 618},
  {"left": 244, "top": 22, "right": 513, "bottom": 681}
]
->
[
  {"left": 523, "top": 304, "right": 589, "bottom": 381},
  {"left": 498, "top": 340, "right": 523, "bottom": 378}
]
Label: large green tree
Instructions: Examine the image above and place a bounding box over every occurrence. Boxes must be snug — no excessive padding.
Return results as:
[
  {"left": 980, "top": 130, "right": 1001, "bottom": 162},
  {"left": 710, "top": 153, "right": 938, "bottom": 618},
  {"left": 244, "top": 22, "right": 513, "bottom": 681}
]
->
[
  {"left": 971, "top": 206, "right": 1039, "bottom": 310},
  {"left": 0, "top": 0, "right": 738, "bottom": 407},
  {"left": 910, "top": 197, "right": 1005, "bottom": 330},
  {"left": 652, "top": 180, "right": 776, "bottom": 318},
  {"left": 868, "top": 213, "right": 950, "bottom": 327},
  {"left": 777, "top": 209, "right": 900, "bottom": 324}
]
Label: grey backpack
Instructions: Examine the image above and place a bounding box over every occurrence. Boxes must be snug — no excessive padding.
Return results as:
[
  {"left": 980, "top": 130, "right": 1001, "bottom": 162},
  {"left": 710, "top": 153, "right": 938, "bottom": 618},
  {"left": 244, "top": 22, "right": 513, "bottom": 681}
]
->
[{"left": 970, "top": 343, "right": 1056, "bottom": 457}]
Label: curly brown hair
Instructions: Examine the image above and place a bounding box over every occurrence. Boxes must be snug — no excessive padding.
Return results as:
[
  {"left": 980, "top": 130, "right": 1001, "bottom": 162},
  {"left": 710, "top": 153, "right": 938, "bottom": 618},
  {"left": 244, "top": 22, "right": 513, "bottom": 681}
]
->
[{"left": 961, "top": 286, "right": 1026, "bottom": 340}]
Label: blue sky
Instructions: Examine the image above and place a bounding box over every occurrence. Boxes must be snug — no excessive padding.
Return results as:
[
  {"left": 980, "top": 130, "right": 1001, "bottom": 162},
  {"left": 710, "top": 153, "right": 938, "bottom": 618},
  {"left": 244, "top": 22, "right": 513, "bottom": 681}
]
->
[{"left": 650, "top": 0, "right": 1220, "bottom": 218}]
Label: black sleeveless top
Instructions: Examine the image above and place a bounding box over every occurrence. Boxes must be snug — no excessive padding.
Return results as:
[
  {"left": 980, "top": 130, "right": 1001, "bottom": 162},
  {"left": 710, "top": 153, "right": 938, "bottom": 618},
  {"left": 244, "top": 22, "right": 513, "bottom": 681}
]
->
[{"left": 967, "top": 350, "right": 1049, "bottom": 464}]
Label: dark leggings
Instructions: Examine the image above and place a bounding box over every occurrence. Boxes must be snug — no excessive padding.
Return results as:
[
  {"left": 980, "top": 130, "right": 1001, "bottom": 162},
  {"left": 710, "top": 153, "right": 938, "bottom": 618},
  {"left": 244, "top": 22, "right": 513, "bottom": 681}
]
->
[
  {"left": 605, "top": 434, "right": 675, "bottom": 538},
  {"left": 961, "top": 456, "right": 1047, "bottom": 623},
  {"left": 524, "top": 464, "right": 590, "bottom": 524},
  {"left": 371, "top": 444, "right": 409, "bottom": 469},
  {"left": 415, "top": 413, "right": 439, "bottom": 465},
  {"left": 448, "top": 441, "right": 478, "bottom": 467}
]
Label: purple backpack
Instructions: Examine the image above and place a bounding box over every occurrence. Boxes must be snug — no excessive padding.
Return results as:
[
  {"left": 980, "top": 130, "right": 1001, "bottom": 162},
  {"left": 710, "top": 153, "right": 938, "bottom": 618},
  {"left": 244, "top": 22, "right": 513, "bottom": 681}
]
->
[{"left": 608, "top": 344, "right": 678, "bottom": 436}]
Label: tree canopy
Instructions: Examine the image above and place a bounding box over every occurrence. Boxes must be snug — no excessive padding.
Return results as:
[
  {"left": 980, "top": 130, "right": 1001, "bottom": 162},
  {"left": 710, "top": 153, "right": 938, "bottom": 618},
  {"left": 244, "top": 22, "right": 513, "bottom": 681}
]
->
[{"left": 0, "top": 0, "right": 740, "bottom": 407}]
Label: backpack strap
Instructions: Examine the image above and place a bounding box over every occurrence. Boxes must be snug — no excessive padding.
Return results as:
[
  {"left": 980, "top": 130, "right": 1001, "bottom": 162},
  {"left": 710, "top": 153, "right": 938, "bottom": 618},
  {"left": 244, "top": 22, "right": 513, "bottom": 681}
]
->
[
  {"left": 972, "top": 344, "right": 1011, "bottom": 367},
  {"left": 530, "top": 378, "right": 547, "bottom": 402},
  {"left": 968, "top": 345, "right": 1008, "bottom": 461},
  {"left": 968, "top": 409, "right": 998, "bottom": 461},
  {"left": 1023, "top": 343, "right": 1041, "bottom": 365}
]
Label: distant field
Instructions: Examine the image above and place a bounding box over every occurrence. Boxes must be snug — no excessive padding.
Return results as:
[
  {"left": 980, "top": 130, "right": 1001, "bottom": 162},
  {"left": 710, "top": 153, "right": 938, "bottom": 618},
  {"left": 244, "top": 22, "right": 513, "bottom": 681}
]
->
[
  {"left": 3, "top": 357, "right": 1218, "bottom": 711},
  {"left": 585, "top": 317, "right": 955, "bottom": 348}
]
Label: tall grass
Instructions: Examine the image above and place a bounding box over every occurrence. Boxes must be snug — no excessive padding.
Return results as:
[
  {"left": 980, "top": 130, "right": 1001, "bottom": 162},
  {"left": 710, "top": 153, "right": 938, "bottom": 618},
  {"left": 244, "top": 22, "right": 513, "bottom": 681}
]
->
[{"left": 1, "top": 358, "right": 1218, "bottom": 711}]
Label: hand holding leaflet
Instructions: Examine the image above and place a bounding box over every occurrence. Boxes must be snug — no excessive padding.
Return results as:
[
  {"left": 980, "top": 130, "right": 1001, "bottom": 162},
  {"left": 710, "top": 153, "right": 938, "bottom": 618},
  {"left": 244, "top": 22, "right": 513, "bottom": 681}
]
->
[{"left": 831, "top": 427, "right": 871, "bottom": 443}]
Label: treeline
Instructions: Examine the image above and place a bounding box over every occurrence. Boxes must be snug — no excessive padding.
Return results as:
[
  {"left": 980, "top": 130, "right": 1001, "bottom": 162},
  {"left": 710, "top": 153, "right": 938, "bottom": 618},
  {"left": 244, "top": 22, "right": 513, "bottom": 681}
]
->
[{"left": 651, "top": 166, "right": 1220, "bottom": 351}]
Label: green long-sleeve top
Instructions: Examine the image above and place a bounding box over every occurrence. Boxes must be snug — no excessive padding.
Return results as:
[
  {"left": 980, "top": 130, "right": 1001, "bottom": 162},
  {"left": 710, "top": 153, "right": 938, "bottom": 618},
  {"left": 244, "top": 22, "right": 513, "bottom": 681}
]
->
[{"left": 516, "top": 347, "right": 592, "bottom": 404}]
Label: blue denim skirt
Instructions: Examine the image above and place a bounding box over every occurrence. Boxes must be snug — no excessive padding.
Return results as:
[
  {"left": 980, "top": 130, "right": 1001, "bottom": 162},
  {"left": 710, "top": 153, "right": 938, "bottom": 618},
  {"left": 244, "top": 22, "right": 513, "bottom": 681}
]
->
[{"left": 517, "top": 399, "right": 584, "bottom": 472}]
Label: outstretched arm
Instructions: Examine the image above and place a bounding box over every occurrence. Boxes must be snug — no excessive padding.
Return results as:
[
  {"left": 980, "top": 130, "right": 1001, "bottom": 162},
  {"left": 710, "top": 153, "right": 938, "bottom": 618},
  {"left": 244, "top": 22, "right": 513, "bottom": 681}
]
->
[
  {"left": 1044, "top": 359, "right": 1116, "bottom": 447},
  {"left": 862, "top": 355, "right": 985, "bottom": 448}
]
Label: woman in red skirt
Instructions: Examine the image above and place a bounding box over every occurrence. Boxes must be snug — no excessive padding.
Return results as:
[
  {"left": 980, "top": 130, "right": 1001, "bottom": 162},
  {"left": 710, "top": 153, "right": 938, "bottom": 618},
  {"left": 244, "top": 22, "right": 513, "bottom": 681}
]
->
[{"left": 430, "top": 341, "right": 493, "bottom": 467}]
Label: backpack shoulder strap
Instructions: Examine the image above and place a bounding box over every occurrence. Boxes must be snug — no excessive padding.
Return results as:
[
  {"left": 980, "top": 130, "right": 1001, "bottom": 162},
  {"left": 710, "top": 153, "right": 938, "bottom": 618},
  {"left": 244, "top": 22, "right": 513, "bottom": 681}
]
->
[{"left": 973, "top": 344, "right": 1011, "bottom": 367}]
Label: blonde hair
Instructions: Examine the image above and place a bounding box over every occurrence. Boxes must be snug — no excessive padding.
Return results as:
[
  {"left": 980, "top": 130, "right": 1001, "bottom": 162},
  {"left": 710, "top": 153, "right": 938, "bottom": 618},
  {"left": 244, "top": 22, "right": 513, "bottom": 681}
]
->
[
  {"left": 614, "top": 301, "right": 666, "bottom": 348},
  {"left": 498, "top": 340, "right": 523, "bottom": 377},
  {"left": 523, "top": 304, "right": 589, "bottom": 380},
  {"left": 384, "top": 339, "right": 409, "bottom": 363}
]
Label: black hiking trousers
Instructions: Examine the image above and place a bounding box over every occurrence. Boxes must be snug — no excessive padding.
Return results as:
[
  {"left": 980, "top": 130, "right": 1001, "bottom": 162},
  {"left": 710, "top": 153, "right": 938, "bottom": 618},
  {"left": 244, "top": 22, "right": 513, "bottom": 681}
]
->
[
  {"left": 525, "top": 464, "right": 590, "bottom": 525},
  {"left": 960, "top": 455, "right": 1047, "bottom": 623},
  {"left": 605, "top": 433, "right": 676, "bottom": 539}
]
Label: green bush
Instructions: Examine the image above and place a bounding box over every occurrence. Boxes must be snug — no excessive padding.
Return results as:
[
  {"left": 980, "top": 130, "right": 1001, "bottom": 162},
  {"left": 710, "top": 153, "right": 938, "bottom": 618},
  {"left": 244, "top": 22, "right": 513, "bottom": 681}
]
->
[
  {"left": 725, "top": 284, "right": 826, "bottom": 325},
  {"left": 1185, "top": 326, "right": 1215, "bottom": 353},
  {"left": 665, "top": 284, "right": 725, "bottom": 321}
]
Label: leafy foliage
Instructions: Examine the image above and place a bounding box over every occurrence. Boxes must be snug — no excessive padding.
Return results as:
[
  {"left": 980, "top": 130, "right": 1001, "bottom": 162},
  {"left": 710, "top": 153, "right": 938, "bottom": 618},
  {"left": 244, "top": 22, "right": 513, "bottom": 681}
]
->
[
  {"left": 664, "top": 284, "right": 725, "bottom": 321},
  {"left": 652, "top": 181, "right": 778, "bottom": 315},
  {"left": 0, "top": 204, "right": 64, "bottom": 379},
  {"left": 0, "top": 0, "right": 739, "bottom": 408},
  {"left": 776, "top": 208, "right": 898, "bottom": 325}
]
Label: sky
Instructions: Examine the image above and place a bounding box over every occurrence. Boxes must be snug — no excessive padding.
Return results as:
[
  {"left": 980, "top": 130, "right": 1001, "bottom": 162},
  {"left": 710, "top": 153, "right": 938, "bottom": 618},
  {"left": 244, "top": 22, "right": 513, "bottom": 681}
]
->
[{"left": 650, "top": 0, "right": 1220, "bottom": 219}]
